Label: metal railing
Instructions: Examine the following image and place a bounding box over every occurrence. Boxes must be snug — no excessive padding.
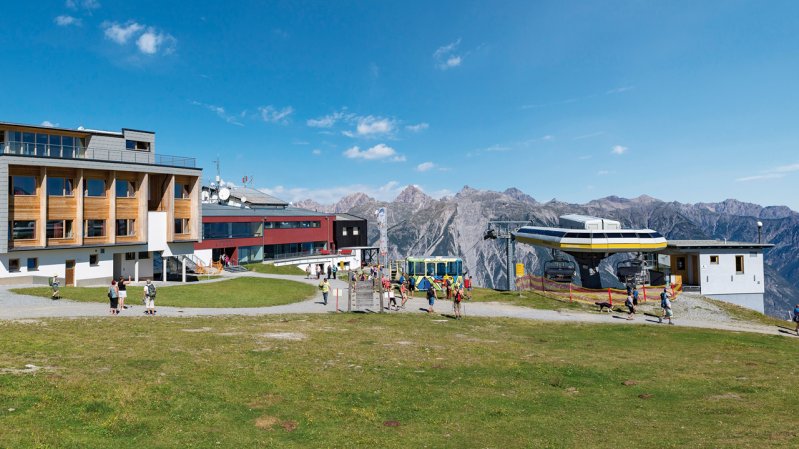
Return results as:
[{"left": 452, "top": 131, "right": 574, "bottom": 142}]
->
[{"left": 1, "top": 142, "right": 196, "bottom": 168}]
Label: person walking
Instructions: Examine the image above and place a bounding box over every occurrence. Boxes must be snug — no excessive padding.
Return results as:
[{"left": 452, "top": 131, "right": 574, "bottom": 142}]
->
[
  {"left": 409, "top": 276, "right": 416, "bottom": 298},
  {"left": 108, "top": 280, "right": 119, "bottom": 315},
  {"left": 319, "top": 278, "right": 330, "bottom": 305},
  {"left": 659, "top": 288, "right": 674, "bottom": 325},
  {"left": 632, "top": 286, "right": 639, "bottom": 306},
  {"left": 445, "top": 276, "right": 452, "bottom": 300},
  {"left": 426, "top": 284, "right": 437, "bottom": 314},
  {"left": 792, "top": 304, "right": 799, "bottom": 335},
  {"left": 388, "top": 286, "right": 398, "bottom": 311},
  {"left": 50, "top": 274, "right": 60, "bottom": 299},
  {"left": 332, "top": 264, "right": 338, "bottom": 280},
  {"left": 316, "top": 265, "right": 322, "bottom": 280},
  {"left": 305, "top": 265, "right": 311, "bottom": 279},
  {"left": 625, "top": 293, "right": 636, "bottom": 320},
  {"left": 400, "top": 282, "right": 409, "bottom": 309},
  {"left": 453, "top": 286, "right": 464, "bottom": 319},
  {"left": 144, "top": 280, "right": 157, "bottom": 315},
  {"left": 117, "top": 276, "right": 128, "bottom": 310},
  {"left": 327, "top": 264, "right": 332, "bottom": 280}
]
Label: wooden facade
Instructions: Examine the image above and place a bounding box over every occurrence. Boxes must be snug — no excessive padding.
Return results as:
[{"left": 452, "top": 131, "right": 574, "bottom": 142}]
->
[{"left": 7, "top": 164, "right": 200, "bottom": 250}]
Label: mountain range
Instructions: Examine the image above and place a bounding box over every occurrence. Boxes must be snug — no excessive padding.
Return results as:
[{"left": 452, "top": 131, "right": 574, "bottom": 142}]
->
[{"left": 295, "top": 186, "right": 799, "bottom": 318}]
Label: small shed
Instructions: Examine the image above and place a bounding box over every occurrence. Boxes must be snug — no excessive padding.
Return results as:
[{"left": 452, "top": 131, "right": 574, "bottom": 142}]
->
[{"left": 662, "top": 240, "right": 773, "bottom": 313}]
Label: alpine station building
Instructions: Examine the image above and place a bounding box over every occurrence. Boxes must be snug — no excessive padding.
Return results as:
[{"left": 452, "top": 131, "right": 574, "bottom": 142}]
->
[
  {"left": 193, "top": 186, "right": 369, "bottom": 267},
  {"left": 0, "top": 121, "right": 202, "bottom": 286}
]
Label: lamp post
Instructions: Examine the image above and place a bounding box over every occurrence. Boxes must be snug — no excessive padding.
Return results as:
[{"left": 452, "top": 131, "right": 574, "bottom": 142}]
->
[{"left": 756, "top": 221, "right": 763, "bottom": 244}]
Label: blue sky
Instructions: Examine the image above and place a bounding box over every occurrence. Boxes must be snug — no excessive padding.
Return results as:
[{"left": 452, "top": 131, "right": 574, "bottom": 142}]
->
[{"left": 3, "top": 1, "right": 799, "bottom": 208}]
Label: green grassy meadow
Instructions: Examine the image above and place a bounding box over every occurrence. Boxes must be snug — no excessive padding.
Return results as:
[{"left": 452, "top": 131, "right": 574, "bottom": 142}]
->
[
  {"left": 1, "top": 313, "right": 797, "bottom": 448},
  {"left": 243, "top": 263, "right": 307, "bottom": 276},
  {"left": 10, "top": 277, "right": 316, "bottom": 308},
  {"left": 460, "top": 287, "right": 595, "bottom": 312}
]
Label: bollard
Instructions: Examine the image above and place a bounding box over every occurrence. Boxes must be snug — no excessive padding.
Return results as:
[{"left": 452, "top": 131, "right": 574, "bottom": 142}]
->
[
  {"left": 335, "top": 288, "right": 339, "bottom": 312},
  {"left": 671, "top": 283, "right": 675, "bottom": 299},
  {"left": 569, "top": 283, "right": 573, "bottom": 302},
  {"left": 642, "top": 285, "right": 647, "bottom": 303},
  {"left": 541, "top": 276, "right": 545, "bottom": 292}
]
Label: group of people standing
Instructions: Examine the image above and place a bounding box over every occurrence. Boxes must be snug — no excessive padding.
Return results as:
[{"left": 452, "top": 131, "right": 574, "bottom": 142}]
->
[
  {"left": 623, "top": 283, "right": 674, "bottom": 324},
  {"left": 307, "top": 264, "right": 338, "bottom": 280},
  {"left": 107, "top": 278, "right": 157, "bottom": 316}
]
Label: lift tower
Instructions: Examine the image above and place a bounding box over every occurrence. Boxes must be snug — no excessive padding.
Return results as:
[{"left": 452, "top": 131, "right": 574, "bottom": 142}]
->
[{"left": 484, "top": 221, "right": 531, "bottom": 291}]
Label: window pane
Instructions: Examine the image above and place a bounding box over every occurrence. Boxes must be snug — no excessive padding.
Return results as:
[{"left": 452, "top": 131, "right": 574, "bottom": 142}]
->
[
  {"left": 47, "top": 220, "right": 64, "bottom": 238},
  {"left": 86, "top": 220, "right": 105, "bottom": 237},
  {"left": 116, "top": 180, "right": 133, "bottom": 197},
  {"left": 126, "top": 140, "right": 136, "bottom": 150},
  {"left": 437, "top": 262, "right": 446, "bottom": 277},
  {"left": 47, "top": 177, "right": 65, "bottom": 196},
  {"left": 12, "top": 221, "right": 36, "bottom": 240},
  {"left": 86, "top": 179, "right": 105, "bottom": 196},
  {"left": 13, "top": 176, "right": 36, "bottom": 195}
]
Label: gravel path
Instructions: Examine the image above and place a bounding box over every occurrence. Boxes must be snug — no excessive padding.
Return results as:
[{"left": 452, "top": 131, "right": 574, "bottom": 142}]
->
[{"left": 0, "top": 272, "right": 793, "bottom": 338}]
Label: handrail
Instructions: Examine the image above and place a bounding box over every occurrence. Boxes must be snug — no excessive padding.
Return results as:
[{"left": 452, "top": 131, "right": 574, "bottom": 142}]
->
[{"left": 1, "top": 142, "right": 195, "bottom": 168}]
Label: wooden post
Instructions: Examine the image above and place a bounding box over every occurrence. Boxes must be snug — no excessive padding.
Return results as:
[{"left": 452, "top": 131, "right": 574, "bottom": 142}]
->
[
  {"left": 541, "top": 276, "right": 545, "bottom": 292},
  {"left": 643, "top": 285, "right": 647, "bottom": 303},
  {"left": 569, "top": 283, "right": 573, "bottom": 302},
  {"left": 347, "top": 270, "right": 352, "bottom": 312},
  {"left": 379, "top": 276, "right": 384, "bottom": 313}
]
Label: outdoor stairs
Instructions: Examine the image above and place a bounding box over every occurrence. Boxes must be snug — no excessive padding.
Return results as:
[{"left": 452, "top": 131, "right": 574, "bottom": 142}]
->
[{"left": 224, "top": 265, "right": 249, "bottom": 273}]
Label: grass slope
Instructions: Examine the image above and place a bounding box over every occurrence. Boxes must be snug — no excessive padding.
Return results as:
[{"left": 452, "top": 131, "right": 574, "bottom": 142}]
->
[
  {"left": 11, "top": 277, "right": 316, "bottom": 308},
  {"left": 243, "top": 263, "right": 307, "bottom": 276},
  {"left": 1, "top": 314, "right": 797, "bottom": 448},
  {"left": 467, "top": 287, "right": 595, "bottom": 311}
]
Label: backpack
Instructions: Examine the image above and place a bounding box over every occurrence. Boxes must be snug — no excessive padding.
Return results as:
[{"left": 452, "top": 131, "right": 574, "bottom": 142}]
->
[
  {"left": 147, "top": 284, "right": 157, "bottom": 297},
  {"left": 427, "top": 286, "right": 435, "bottom": 298}
]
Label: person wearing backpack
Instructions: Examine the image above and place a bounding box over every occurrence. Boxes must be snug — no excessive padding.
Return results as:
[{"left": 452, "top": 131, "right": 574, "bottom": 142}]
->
[
  {"left": 108, "top": 280, "right": 119, "bottom": 315},
  {"left": 143, "top": 280, "right": 157, "bottom": 315},
  {"left": 659, "top": 288, "right": 673, "bottom": 325},
  {"left": 426, "top": 284, "right": 437, "bottom": 314},
  {"left": 319, "top": 278, "right": 330, "bottom": 305},
  {"left": 453, "top": 286, "right": 464, "bottom": 319},
  {"left": 792, "top": 304, "right": 799, "bottom": 335}
]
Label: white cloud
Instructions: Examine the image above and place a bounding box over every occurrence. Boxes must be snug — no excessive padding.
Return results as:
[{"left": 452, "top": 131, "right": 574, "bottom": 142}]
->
[
  {"left": 102, "top": 21, "right": 176, "bottom": 55},
  {"left": 774, "top": 163, "right": 799, "bottom": 173},
  {"left": 343, "top": 143, "right": 403, "bottom": 162},
  {"left": 41, "top": 121, "right": 59, "bottom": 128},
  {"left": 102, "top": 21, "right": 143, "bottom": 44},
  {"left": 136, "top": 27, "right": 177, "bottom": 55},
  {"left": 257, "top": 105, "right": 294, "bottom": 124},
  {"left": 54, "top": 15, "right": 81, "bottom": 26},
  {"left": 260, "top": 181, "right": 406, "bottom": 204},
  {"left": 406, "top": 122, "right": 429, "bottom": 132},
  {"left": 354, "top": 115, "right": 395, "bottom": 137},
  {"left": 66, "top": 0, "right": 100, "bottom": 10},
  {"left": 434, "top": 39, "right": 464, "bottom": 70},
  {"left": 416, "top": 162, "right": 435, "bottom": 172},
  {"left": 735, "top": 173, "right": 785, "bottom": 182},
  {"left": 596, "top": 170, "right": 611, "bottom": 176},
  {"left": 307, "top": 110, "right": 354, "bottom": 128},
  {"left": 606, "top": 86, "right": 635, "bottom": 94},
  {"left": 312, "top": 149, "right": 322, "bottom": 156},
  {"left": 191, "top": 101, "right": 244, "bottom": 126},
  {"left": 611, "top": 145, "right": 628, "bottom": 155}
]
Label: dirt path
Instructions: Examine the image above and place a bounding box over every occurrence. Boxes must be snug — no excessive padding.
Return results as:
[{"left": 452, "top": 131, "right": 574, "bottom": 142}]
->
[{"left": 0, "top": 272, "right": 792, "bottom": 338}]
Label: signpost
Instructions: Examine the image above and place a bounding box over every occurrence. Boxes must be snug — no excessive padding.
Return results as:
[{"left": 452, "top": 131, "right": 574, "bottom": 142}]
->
[{"left": 376, "top": 207, "right": 388, "bottom": 270}]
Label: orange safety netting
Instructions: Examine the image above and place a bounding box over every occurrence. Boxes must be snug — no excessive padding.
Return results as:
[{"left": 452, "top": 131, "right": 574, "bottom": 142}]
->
[{"left": 514, "top": 274, "right": 682, "bottom": 305}]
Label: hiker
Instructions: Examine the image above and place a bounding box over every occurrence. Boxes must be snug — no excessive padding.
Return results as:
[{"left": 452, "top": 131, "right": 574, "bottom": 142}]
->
[
  {"left": 409, "top": 276, "right": 416, "bottom": 297},
  {"left": 108, "top": 280, "right": 119, "bottom": 315},
  {"left": 319, "top": 278, "right": 330, "bottom": 305},
  {"left": 464, "top": 275, "right": 472, "bottom": 298},
  {"left": 316, "top": 265, "right": 322, "bottom": 280},
  {"left": 793, "top": 304, "right": 799, "bottom": 335},
  {"left": 626, "top": 283, "right": 632, "bottom": 296},
  {"left": 453, "top": 286, "right": 464, "bottom": 319},
  {"left": 400, "top": 282, "right": 409, "bottom": 309},
  {"left": 426, "top": 284, "right": 437, "bottom": 314},
  {"left": 445, "top": 276, "right": 452, "bottom": 300},
  {"left": 399, "top": 273, "right": 405, "bottom": 286},
  {"left": 625, "top": 294, "right": 635, "bottom": 320},
  {"left": 632, "top": 286, "right": 639, "bottom": 306},
  {"left": 659, "top": 288, "right": 673, "bottom": 325},
  {"left": 332, "top": 264, "right": 338, "bottom": 280},
  {"left": 118, "top": 276, "right": 128, "bottom": 310},
  {"left": 144, "top": 280, "right": 157, "bottom": 315},
  {"left": 305, "top": 265, "right": 311, "bottom": 279},
  {"left": 327, "top": 264, "right": 332, "bottom": 280},
  {"left": 50, "top": 274, "right": 60, "bottom": 299}
]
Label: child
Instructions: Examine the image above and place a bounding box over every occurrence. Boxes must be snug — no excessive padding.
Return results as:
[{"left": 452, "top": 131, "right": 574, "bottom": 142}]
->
[
  {"left": 453, "top": 287, "right": 464, "bottom": 319},
  {"left": 388, "top": 287, "right": 398, "bottom": 310},
  {"left": 400, "top": 282, "right": 409, "bottom": 309},
  {"left": 625, "top": 294, "right": 635, "bottom": 320}
]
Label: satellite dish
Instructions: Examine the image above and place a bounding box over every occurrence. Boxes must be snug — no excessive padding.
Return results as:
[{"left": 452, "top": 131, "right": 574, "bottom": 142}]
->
[
  {"left": 201, "top": 191, "right": 210, "bottom": 201},
  {"left": 219, "top": 187, "right": 230, "bottom": 201},
  {"left": 210, "top": 182, "right": 216, "bottom": 188},
  {"left": 241, "top": 196, "right": 247, "bottom": 203}
]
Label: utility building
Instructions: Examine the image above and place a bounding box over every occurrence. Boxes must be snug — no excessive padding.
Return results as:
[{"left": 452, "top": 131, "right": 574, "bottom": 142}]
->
[{"left": 663, "top": 240, "right": 773, "bottom": 313}]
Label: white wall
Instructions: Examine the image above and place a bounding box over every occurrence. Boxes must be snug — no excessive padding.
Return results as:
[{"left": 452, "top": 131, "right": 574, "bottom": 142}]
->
[
  {"left": 705, "top": 293, "right": 765, "bottom": 314},
  {"left": 699, "top": 250, "right": 764, "bottom": 295},
  {"left": 194, "top": 248, "right": 213, "bottom": 266},
  {"left": 148, "top": 212, "right": 167, "bottom": 251}
]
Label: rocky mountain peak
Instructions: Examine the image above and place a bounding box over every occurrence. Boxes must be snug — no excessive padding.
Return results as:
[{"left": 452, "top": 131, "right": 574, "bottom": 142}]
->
[
  {"left": 335, "top": 192, "right": 375, "bottom": 213},
  {"left": 394, "top": 185, "right": 433, "bottom": 205},
  {"left": 503, "top": 187, "right": 537, "bottom": 204}
]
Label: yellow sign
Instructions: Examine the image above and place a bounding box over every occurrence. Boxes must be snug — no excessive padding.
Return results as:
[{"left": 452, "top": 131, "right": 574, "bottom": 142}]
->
[{"left": 515, "top": 263, "right": 524, "bottom": 277}]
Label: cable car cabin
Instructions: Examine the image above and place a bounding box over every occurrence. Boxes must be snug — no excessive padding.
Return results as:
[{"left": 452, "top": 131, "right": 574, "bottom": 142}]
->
[
  {"left": 404, "top": 256, "right": 464, "bottom": 291},
  {"left": 544, "top": 259, "right": 576, "bottom": 283}
]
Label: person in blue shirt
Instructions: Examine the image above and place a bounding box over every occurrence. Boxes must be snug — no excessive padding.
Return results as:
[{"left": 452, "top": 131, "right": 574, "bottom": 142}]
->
[{"left": 793, "top": 304, "right": 799, "bottom": 335}]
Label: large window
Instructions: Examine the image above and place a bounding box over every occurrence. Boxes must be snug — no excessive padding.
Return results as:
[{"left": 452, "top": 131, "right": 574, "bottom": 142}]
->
[
  {"left": 11, "top": 176, "right": 36, "bottom": 195},
  {"left": 126, "top": 140, "right": 151, "bottom": 151},
  {"left": 202, "top": 222, "right": 262, "bottom": 239},
  {"left": 4, "top": 131, "right": 82, "bottom": 158},
  {"left": 10, "top": 221, "right": 36, "bottom": 240},
  {"left": 175, "top": 183, "right": 190, "bottom": 199},
  {"left": 175, "top": 218, "right": 190, "bottom": 234},
  {"left": 116, "top": 219, "right": 135, "bottom": 237},
  {"left": 116, "top": 180, "right": 135, "bottom": 198},
  {"left": 85, "top": 220, "right": 105, "bottom": 237},
  {"left": 47, "top": 220, "right": 73, "bottom": 239},
  {"left": 264, "top": 221, "right": 321, "bottom": 229},
  {"left": 85, "top": 179, "right": 105, "bottom": 197},
  {"left": 47, "top": 177, "right": 73, "bottom": 196}
]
